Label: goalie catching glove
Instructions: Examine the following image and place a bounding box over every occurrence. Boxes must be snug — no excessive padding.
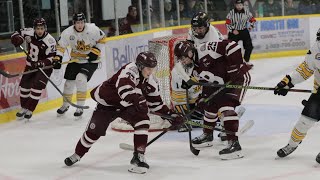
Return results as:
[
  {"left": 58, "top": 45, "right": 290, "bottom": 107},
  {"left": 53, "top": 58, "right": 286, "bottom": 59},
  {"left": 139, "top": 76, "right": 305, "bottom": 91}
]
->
[{"left": 274, "top": 75, "right": 294, "bottom": 96}]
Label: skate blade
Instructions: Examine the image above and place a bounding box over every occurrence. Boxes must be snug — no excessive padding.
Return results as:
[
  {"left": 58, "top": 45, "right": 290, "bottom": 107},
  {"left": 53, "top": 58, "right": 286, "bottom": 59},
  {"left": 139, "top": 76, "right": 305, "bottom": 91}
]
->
[
  {"left": 128, "top": 165, "right": 147, "bottom": 174},
  {"left": 192, "top": 142, "right": 213, "bottom": 148},
  {"left": 16, "top": 116, "right": 25, "bottom": 121},
  {"left": 220, "top": 151, "right": 244, "bottom": 160}
]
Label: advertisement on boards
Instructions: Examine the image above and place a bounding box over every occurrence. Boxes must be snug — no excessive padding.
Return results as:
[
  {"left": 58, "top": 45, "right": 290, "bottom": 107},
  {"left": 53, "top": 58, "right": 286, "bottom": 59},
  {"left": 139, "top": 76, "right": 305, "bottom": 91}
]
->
[
  {"left": 250, "top": 18, "right": 309, "bottom": 53},
  {"left": 105, "top": 34, "right": 153, "bottom": 78}
]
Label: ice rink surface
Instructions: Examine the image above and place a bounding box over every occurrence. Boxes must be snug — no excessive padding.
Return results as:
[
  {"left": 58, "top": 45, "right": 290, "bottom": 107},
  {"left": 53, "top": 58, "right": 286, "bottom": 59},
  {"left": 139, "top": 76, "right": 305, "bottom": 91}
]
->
[{"left": 1, "top": 56, "right": 320, "bottom": 180}]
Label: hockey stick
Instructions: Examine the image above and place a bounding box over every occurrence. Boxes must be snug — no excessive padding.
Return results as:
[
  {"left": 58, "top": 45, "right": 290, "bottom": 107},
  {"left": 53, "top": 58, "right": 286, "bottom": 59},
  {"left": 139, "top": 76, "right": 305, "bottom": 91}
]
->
[
  {"left": 150, "top": 111, "right": 253, "bottom": 136},
  {"left": 37, "top": 68, "right": 89, "bottom": 109},
  {"left": 119, "top": 129, "right": 169, "bottom": 151},
  {"left": 0, "top": 59, "right": 79, "bottom": 78},
  {"left": 188, "top": 81, "right": 312, "bottom": 93},
  {"left": 185, "top": 89, "right": 200, "bottom": 156}
]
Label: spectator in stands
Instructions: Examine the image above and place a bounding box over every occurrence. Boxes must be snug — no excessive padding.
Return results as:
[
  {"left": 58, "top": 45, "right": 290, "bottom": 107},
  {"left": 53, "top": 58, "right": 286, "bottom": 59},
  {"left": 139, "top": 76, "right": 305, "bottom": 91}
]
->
[
  {"left": 164, "top": 0, "right": 177, "bottom": 26},
  {"left": 179, "top": 0, "right": 188, "bottom": 19},
  {"left": 285, "top": 0, "right": 298, "bottom": 15},
  {"left": 263, "top": 0, "right": 282, "bottom": 17},
  {"left": 298, "top": 0, "right": 316, "bottom": 14},
  {"left": 185, "top": 0, "right": 205, "bottom": 18},
  {"left": 206, "top": 1, "right": 221, "bottom": 21},
  {"left": 119, "top": 5, "right": 139, "bottom": 35}
]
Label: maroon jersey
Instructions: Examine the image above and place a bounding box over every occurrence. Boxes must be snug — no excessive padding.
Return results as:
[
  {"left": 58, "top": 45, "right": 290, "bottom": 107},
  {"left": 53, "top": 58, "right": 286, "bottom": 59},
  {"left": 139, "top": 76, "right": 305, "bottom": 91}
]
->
[
  {"left": 12, "top": 28, "right": 56, "bottom": 68},
  {"left": 91, "top": 62, "right": 170, "bottom": 114},
  {"left": 195, "top": 40, "right": 250, "bottom": 103}
]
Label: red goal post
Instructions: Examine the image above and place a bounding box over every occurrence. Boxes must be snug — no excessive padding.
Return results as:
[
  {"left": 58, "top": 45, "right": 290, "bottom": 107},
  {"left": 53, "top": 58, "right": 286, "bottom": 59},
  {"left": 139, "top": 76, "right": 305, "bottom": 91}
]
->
[{"left": 110, "top": 34, "right": 188, "bottom": 132}]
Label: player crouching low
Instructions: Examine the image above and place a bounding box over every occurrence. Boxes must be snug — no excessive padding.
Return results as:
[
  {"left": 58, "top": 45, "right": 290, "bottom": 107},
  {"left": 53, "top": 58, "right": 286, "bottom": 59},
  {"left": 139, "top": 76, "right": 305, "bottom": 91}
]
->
[{"left": 64, "top": 52, "right": 183, "bottom": 174}]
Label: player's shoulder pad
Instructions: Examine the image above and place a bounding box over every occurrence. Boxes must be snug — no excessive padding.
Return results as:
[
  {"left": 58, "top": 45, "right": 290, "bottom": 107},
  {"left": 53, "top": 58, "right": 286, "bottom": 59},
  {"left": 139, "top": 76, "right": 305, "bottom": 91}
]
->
[
  {"left": 125, "top": 62, "right": 140, "bottom": 78},
  {"left": 43, "top": 33, "right": 56, "bottom": 46}
]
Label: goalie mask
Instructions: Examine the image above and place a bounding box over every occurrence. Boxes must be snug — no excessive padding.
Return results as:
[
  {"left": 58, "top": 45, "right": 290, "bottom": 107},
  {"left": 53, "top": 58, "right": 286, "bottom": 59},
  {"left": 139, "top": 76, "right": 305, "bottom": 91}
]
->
[{"left": 191, "top": 12, "right": 210, "bottom": 39}]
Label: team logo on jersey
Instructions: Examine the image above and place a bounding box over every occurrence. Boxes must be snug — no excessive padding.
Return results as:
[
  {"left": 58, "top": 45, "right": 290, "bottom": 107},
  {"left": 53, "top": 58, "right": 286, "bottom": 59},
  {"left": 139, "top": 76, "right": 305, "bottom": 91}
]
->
[
  {"left": 90, "top": 123, "right": 96, "bottom": 129},
  {"left": 76, "top": 40, "right": 90, "bottom": 51},
  {"left": 70, "top": 35, "right": 75, "bottom": 40},
  {"left": 315, "top": 53, "right": 320, "bottom": 60},
  {"left": 200, "top": 44, "right": 206, "bottom": 51}
]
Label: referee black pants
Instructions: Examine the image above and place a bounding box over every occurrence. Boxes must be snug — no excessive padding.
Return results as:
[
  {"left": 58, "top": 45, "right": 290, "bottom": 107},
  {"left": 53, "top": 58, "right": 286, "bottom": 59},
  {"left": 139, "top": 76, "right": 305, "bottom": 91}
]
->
[{"left": 228, "top": 29, "right": 253, "bottom": 62}]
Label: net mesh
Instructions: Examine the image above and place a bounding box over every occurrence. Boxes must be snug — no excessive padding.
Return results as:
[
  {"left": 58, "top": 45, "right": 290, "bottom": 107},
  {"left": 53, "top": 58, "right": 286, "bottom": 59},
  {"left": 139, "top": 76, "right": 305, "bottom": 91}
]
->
[{"left": 111, "top": 34, "right": 187, "bottom": 132}]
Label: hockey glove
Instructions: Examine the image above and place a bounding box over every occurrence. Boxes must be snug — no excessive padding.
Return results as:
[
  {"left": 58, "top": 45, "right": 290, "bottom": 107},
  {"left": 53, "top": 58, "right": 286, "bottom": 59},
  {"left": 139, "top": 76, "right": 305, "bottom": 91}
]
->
[
  {"left": 52, "top": 55, "right": 63, "bottom": 69},
  {"left": 87, "top": 47, "right": 101, "bottom": 62},
  {"left": 274, "top": 75, "right": 294, "bottom": 96},
  {"left": 125, "top": 95, "right": 148, "bottom": 115},
  {"left": 31, "top": 61, "right": 45, "bottom": 69},
  {"left": 167, "top": 110, "right": 184, "bottom": 127},
  {"left": 11, "top": 34, "right": 24, "bottom": 47},
  {"left": 181, "top": 80, "right": 192, "bottom": 89}
]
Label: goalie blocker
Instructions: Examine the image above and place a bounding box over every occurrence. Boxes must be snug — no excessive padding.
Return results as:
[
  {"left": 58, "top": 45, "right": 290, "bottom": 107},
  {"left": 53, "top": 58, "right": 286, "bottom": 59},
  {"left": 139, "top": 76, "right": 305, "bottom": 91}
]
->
[{"left": 64, "top": 51, "right": 183, "bottom": 174}]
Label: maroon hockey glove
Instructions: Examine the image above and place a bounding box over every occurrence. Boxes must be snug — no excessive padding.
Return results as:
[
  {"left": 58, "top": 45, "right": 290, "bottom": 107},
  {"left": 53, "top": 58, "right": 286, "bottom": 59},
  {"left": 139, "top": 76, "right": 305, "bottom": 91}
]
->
[
  {"left": 31, "top": 61, "right": 45, "bottom": 69},
  {"left": 11, "top": 34, "right": 24, "bottom": 47},
  {"left": 274, "top": 75, "right": 294, "bottom": 96},
  {"left": 125, "top": 95, "right": 148, "bottom": 116},
  {"left": 167, "top": 111, "right": 184, "bottom": 127}
]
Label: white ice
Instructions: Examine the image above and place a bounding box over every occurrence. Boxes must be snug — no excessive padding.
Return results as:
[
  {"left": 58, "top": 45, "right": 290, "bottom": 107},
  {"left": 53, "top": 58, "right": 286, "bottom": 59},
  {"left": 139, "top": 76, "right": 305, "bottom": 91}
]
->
[{"left": 1, "top": 56, "right": 320, "bottom": 180}]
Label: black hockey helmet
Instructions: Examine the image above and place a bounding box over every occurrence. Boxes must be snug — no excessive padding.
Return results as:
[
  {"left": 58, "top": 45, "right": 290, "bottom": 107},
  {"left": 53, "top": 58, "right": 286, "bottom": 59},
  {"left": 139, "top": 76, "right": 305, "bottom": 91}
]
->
[
  {"left": 174, "top": 41, "right": 195, "bottom": 59},
  {"left": 33, "top": 18, "right": 47, "bottom": 29},
  {"left": 191, "top": 12, "right": 209, "bottom": 28},
  {"left": 235, "top": 0, "right": 244, "bottom": 4},
  {"left": 136, "top": 51, "right": 157, "bottom": 70},
  {"left": 73, "top": 12, "right": 86, "bottom": 22}
]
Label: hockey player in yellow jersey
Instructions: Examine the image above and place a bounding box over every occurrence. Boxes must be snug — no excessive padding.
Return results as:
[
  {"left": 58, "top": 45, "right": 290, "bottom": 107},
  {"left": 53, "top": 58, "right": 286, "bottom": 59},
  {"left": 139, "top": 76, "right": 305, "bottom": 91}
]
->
[
  {"left": 275, "top": 29, "right": 320, "bottom": 163},
  {"left": 53, "top": 12, "right": 107, "bottom": 118}
]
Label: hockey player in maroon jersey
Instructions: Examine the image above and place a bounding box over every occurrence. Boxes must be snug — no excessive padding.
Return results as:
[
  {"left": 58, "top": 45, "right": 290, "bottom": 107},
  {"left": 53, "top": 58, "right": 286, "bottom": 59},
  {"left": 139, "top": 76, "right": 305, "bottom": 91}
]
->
[
  {"left": 10, "top": 18, "right": 59, "bottom": 120},
  {"left": 174, "top": 40, "right": 251, "bottom": 160},
  {"left": 64, "top": 51, "right": 184, "bottom": 174}
]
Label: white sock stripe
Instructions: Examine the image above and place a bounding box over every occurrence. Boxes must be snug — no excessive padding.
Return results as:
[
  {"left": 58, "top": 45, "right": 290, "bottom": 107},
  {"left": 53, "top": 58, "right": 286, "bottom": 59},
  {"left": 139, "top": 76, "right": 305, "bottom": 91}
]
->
[
  {"left": 222, "top": 116, "right": 239, "bottom": 121},
  {"left": 31, "top": 88, "right": 43, "bottom": 94},
  {"left": 30, "top": 94, "right": 41, "bottom": 100},
  {"left": 204, "top": 116, "right": 218, "bottom": 122},
  {"left": 20, "top": 87, "right": 30, "bottom": 92},
  {"left": 20, "top": 94, "right": 30, "bottom": 98},
  {"left": 84, "top": 132, "right": 96, "bottom": 143},
  {"left": 204, "top": 111, "right": 217, "bottom": 116},
  {"left": 80, "top": 136, "right": 92, "bottom": 148},
  {"left": 134, "top": 129, "right": 149, "bottom": 135},
  {"left": 218, "top": 106, "right": 234, "bottom": 113},
  {"left": 134, "top": 120, "right": 150, "bottom": 127}
]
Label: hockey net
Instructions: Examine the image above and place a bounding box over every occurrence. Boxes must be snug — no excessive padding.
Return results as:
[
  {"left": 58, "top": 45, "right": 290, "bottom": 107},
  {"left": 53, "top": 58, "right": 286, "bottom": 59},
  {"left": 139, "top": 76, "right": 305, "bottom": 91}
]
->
[{"left": 111, "top": 34, "right": 188, "bottom": 132}]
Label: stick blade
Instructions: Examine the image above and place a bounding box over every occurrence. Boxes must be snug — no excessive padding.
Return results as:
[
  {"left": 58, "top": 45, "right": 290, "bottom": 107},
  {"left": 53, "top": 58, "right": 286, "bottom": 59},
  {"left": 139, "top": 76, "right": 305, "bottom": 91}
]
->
[
  {"left": 236, "top": 120, "right": 254, "bottom": 136},
  {"left": 191, "top": 147, "right": 200, "bottom": 156},
  {"left": 119, "top": 143, "right": 134, "bottom": 151}
]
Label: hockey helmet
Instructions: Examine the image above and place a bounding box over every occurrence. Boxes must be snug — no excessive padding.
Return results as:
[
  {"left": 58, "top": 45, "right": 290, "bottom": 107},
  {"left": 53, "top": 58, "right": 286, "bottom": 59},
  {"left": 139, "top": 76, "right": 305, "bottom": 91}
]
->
[
  {"left": 191, "top": 12, "right": 209, "bottom": 28},
  {"left": 73, "top": 12, "right": 86, "bottom": 22},
  {"left": 174, "top": 41, "right": 195, "bottom": 59},
  {"left": 136, "top": 51, "right": 157, "bottom": 70},
  {"left": 235, "top": 0, "right": 244, "bottom": 4},
  {"left": 33, "top": 18, "right": 47, "bottom": 29}
]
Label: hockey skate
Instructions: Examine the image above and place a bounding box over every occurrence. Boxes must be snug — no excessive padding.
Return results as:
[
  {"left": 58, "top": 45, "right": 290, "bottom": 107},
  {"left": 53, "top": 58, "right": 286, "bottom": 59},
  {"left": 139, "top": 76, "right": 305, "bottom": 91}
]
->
[
  {"left": 128, "top": 152, "right": 149, "bottom": 174},
  {"left": 246, "top": 62, "right": 254, "bottom": 70},
  {"left": 57, "top": 105, "right": 69, "bottom": 117},
  {"left": 74, "top": 108, "right": 83, "bottom": 119},
  {"left": 192, "top": 133, "right": 213, "bottom": 148},
  {"left": 277, "top": 144, "right": 298, "bottom": 158},
  {"left": 16, "top": 108, "right": 28, "bottom": 120},
  {"left": 316, "top": 152, "right": 320, "bottom": 164},
  {"left": 219, "top": 140, "right": 244, "bottom": 160},
  {"left": 24, "top": 110, "right": 33, "bottom": 120},
  {"left": 64, "top": 153, "right": 81, "bottom": 166}
]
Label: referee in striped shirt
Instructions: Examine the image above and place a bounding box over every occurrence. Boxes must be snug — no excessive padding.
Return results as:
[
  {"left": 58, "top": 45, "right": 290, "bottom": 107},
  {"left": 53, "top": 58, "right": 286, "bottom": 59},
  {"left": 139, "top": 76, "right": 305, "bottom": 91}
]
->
[{"left": 226, "top": 0, "right": 256, "bottom": 68}]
